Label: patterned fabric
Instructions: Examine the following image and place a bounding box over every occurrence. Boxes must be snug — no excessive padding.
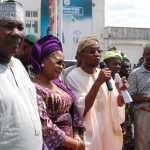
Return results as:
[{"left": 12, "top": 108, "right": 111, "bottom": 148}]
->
[
  {"left": 128, "top": 65, "right": 150, "bottom": 109},
  {"left": 34, "top": 80, "right": 85, "bottom": 150},
  {"left": 122, "top": 103, "right": 134, "bottom": 150}
]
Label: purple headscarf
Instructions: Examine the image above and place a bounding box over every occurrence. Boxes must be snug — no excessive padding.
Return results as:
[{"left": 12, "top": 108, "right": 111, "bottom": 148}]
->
[{"left": 29, "top": 35, "right": 63, "bottom": 74}]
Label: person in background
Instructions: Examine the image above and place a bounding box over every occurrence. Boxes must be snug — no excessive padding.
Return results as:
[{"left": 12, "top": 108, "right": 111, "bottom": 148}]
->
[
  {"left": 136, "top": 57, "right": 144, "bottom": 68},
  {"left": 103, "top": 50, "right": 130, "bottom": 150},
  {"left": 66, "top": 36, "right": 128, "bottom": 150},
  {"left": 103, "top": 50, "right": 123, "bottom": 79},
  {"left": 119, "top": 58, "right": 134, "bottom": 150},
  {"left": 16, "top": 34, "right": 39, "bottom": 77},
  {"left": 0, "top": 1, "right": 42, "bottom": 150},
  {"left": 29, "top": 35, "right": 85, "bottom": 150},
  {"left": 119, "top": 58, "right": 131, "bottom": 79},
  {"left": 128, "top": 44, "right": 150, "bottom": 150}
]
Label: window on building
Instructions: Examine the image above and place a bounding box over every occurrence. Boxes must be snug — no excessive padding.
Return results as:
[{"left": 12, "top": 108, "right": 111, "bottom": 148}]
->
[
  {"left": 25, "top": 11, "right": 30, "bottom": 17},
  {"left": 33, "top": 11, "right": 38, "bottom": 17},
  {"left": 25, "top": 11, "right": 38, "bottom": 18},
  {"left": 25, "top": 20, "right": 38, "bottom": 34}
]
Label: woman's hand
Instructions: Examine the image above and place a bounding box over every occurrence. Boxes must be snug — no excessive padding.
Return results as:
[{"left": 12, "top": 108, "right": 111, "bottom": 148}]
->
[
  {"left": 74, "top": 129, "right": 82, "bottom": 141},
  {"left": 76, "top": 140, "right": 85, "bottom": 150},
  {"left": 74, "top": 135, "right": 81, "bottom": 141},
  {"left": 62, "top": 136, "right": 85, "bottom": 150}
]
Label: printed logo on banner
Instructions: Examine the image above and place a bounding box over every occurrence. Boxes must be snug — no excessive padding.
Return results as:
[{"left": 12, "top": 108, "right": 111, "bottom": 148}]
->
[
  {"left": 62, "top": 0, "right": 92, "bottom": 60},
  {"left": 63, "top": 7, "right": 83, "bottom": 16},
  {"left": 64, "top": 0, "right": 70, "bottom": 5}
]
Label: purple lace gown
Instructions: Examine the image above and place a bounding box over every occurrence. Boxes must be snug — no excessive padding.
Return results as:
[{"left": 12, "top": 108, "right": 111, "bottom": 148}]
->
[{"left": 34, "top": 79, "right": 85, "bottom": 150}]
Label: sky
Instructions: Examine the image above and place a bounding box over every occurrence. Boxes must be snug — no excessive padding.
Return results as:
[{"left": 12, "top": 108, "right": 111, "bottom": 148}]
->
[{"left": 105, "top": 0, "right": 150, "bottom": 28}]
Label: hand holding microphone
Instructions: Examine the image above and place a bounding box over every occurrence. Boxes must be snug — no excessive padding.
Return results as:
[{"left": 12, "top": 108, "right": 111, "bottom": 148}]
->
[{"left": 99, "top": 62, "right": 113, "bottom": 91}]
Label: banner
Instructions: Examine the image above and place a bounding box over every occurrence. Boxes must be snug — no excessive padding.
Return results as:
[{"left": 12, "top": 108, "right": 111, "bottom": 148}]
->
[
  {"left": 41, "top": 0, "right": 50, "bottom": 37},
  {"left": 49, "top": 0, "right": 55, "bottom": 34},
  {"left": 62, "top": 0, "right": 92, "bottom": 60}
]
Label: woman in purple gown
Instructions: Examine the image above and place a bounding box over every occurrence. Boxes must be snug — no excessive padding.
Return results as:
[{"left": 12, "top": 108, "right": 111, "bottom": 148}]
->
[{"left": 29, "top": 35, "right": 85, "bottom": 150}]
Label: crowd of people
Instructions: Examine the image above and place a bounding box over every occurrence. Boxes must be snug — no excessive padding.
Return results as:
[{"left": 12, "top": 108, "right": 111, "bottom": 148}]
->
[{"left": 0, "top": 1, "right": 150, "bottom": 150}]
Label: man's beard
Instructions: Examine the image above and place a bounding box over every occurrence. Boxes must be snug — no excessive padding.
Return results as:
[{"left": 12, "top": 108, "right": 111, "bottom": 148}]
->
[
  {"left": 89, "top": 62, "right": 99, "bottom": 68},
  {"left": 0, "top": 54, "right": 12, "bottom": 64}
]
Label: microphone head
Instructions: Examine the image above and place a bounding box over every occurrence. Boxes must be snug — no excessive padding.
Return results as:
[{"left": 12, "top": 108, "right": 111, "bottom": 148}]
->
[{"left": 100, "top": 61, "right": 107, "bottom": 69}]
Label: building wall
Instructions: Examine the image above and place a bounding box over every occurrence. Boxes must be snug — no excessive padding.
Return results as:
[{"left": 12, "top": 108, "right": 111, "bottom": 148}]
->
[
  {"left": 1, "top": 0, "right": 105, "bottom": 60},
  {"left": 104, "top": 27, "right": 150, "bottom": 67},
  {"left": 110, "top": 42, "right": 144, "bottom": 67},
  {"left": 14, "top": 0, "right": 41, "bottom": 37},
  {"left": 92, "top": 0, "right": 105, "bottom": 49},
  {"left": 1, "top": 0, "right": 41, "bottom": 37},
  {"left": 1, "top": 0, "right": 104, "bottom": 45}
]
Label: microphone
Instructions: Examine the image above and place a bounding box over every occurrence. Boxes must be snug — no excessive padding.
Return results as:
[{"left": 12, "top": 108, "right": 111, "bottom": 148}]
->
[
  {"left": 115, "top": 73, "right": 133, "bottom": 103},
  {"left": 100, "top": 62, "right": 113, "bottom": 91}
]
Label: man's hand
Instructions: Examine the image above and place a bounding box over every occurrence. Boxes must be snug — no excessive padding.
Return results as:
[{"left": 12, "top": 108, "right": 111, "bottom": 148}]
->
[{"left": 97, "top": 68, "right": 112, "bottom": 84}]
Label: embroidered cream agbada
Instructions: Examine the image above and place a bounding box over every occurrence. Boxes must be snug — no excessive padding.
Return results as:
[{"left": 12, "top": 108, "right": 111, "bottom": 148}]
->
[
  {"left": 66, "top": 67, "right": 125, "bottom": 150},
  {"left": 0, "top": 57, "right": 42, "bottom": 150}
]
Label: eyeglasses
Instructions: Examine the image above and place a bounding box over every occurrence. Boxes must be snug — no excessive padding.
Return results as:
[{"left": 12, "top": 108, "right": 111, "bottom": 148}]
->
[{"left": 81, "top": 46, "right": 103, "bottom": 55}]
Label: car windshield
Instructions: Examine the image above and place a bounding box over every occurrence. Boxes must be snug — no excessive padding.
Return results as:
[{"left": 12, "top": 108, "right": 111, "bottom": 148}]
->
[{"left": 64, "top": 60, "right": 77, "bottom": 68}]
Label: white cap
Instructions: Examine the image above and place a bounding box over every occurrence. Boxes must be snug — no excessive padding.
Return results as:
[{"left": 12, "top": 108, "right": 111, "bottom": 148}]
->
[{"left": 0, "top": 0, "right": 24, "bottom": 23}]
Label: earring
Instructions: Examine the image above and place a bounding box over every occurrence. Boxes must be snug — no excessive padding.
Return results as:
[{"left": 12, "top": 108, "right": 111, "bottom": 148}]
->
[{"left": 41, "top": 63, "right": 44, "bottom": 67}]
